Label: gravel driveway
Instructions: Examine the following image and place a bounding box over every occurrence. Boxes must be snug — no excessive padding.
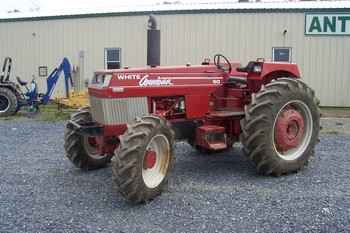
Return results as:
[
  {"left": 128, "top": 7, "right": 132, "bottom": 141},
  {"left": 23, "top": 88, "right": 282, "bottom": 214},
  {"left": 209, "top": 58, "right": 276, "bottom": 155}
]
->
[{"left": 0, "top": 118, "right": 349, "bottom": 233}]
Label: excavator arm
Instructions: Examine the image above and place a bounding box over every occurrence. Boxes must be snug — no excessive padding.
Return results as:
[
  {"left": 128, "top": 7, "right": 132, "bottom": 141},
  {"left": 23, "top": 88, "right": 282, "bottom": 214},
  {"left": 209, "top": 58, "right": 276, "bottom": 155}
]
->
[{"left": 42, "top": 57, "right": 73, "bottom": 104}]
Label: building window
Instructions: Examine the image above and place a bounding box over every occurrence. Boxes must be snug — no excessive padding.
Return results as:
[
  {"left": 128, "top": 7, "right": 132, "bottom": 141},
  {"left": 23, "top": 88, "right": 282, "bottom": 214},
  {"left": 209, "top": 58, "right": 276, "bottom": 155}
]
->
[
  {"left": 272, "top": 47, "right": 292, "bottom": 63},
  {"left": 38, "top": 66, "right": 48, "bottom": 77},
  {"left": 104, "top": 48, "right": 121, "bottom": 69}
]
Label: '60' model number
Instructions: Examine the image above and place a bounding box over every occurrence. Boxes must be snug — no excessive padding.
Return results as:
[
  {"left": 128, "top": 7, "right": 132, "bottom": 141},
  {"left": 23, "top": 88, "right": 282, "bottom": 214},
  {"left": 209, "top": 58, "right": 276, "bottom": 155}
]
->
[{"left": 212, "top": 80, "right": 221, "bottom": 85}]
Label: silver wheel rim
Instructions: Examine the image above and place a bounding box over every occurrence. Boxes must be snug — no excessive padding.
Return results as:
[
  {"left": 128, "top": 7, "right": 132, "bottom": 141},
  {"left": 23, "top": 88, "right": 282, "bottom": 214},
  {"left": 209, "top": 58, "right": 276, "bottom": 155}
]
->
[
  {"left": 272, "top": 100, "right": 313, "bottom": 161},
  {"left": 0, "top": 94, "right": 10, "bottom": 113},
  {"left": 83, "top": 136, "right": 107, "bottom": 159},
  {"left": 142, "top": 134, "right": 170, "bottom": 189}
]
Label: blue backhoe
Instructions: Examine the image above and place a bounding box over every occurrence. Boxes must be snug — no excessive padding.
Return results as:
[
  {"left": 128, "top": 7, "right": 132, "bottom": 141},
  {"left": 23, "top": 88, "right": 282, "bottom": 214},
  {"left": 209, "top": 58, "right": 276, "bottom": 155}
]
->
[{"left": 0, "top": 57, "right": 73, "bottom": 117}]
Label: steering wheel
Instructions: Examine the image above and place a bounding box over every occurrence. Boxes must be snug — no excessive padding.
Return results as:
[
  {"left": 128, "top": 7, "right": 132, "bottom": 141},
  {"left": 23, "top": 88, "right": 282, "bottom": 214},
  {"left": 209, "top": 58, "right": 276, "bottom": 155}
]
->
[{"left": 213, "top": 54, "right": 232, "bottom": 74}]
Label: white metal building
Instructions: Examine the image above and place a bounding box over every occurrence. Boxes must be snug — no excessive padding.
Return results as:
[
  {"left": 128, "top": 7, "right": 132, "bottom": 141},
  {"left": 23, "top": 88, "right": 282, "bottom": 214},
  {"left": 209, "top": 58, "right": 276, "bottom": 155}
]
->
[{"left": 0, "top": 1, "right": 349, "bottom": 106}]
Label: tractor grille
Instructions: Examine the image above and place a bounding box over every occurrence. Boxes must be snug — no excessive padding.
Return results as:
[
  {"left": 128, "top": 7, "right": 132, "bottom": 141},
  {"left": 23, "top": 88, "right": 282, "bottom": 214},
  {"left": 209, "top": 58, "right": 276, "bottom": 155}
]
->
[{"left": 90, "top": 96, "right": 148, "bottom": 125}]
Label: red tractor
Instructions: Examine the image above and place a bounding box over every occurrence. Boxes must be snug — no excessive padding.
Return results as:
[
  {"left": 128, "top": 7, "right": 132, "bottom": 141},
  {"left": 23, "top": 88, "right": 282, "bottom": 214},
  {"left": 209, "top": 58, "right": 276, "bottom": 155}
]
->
[
  {"left": 64, "top": 54, "right": 320, "bottom": 203},
  {"left": 64, "top": 16, "right": 320, "bottom": 203}
]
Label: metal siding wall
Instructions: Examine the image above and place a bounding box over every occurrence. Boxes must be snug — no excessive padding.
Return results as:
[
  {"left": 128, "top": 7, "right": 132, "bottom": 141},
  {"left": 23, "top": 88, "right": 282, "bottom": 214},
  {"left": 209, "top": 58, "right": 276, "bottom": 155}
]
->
[
  {"left": 0, "top": 16, "right": 148, "bottom": 97},
  {"left": 159, "top": 13, "right": 350, "bottom": 107},
  {"left": 0, "top": 12, "right": 349, "bottom": 106}
]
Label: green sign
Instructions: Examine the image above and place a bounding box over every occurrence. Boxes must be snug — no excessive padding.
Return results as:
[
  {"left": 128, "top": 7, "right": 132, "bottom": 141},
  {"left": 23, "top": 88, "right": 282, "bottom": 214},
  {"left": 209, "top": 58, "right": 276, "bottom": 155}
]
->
[{"left": 305, "top": 13, "right": 350, "bottom": 35}]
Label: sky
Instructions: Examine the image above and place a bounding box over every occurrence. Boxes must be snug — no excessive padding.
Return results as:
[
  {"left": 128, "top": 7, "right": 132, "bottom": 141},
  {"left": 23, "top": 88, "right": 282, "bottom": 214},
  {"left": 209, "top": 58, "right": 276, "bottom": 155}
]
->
[
  {"left": 3, "top": 0, "right": 152, "bottom": 13},
  {"left": 2, "top": 0, "right": 227, "bottom": 14},
  {"left": 3, "top": 0, "right": 342, "bottom": 17},
  {"left": 2, "top": 0, "right": 293, "bottom": 15}
]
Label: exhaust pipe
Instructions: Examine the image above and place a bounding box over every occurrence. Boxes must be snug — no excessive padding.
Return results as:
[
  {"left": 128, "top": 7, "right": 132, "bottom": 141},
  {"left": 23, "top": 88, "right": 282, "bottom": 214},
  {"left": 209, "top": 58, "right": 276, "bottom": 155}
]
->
[{"left": 147, "top": 15, "right": 160, "bottom": 67}]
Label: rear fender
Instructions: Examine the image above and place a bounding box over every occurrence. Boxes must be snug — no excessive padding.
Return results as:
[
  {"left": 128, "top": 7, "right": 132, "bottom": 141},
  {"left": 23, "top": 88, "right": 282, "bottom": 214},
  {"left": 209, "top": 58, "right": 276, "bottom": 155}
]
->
[
  {"left": 0, "top": 83, "right": 20, "bottom": 94},
  {"left": 0, "top": 83, "right": 26, "bottom": 106},
  {"left": 260, "top": 63, "right": 301, "bottom": 82},
  {"left": 247, "top": 62, "right": 301, "bottom": 92}
]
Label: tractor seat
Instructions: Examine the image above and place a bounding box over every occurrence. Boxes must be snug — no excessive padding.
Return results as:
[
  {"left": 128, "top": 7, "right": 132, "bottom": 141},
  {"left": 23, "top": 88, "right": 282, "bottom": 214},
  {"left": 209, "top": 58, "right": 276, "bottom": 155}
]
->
[
  {"left": 236, "top": 61, "right": 255, "bottom": 73},
  {"left": 16, "top": 76, "right": 28, "bottom": 86}
]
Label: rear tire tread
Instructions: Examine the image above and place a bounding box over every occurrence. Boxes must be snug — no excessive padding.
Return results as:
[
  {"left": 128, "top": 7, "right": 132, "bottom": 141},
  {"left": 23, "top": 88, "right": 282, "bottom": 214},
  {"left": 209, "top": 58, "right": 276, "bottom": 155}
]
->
[{"left": 241, "top": 78, "right": 320, "bottom": 176}]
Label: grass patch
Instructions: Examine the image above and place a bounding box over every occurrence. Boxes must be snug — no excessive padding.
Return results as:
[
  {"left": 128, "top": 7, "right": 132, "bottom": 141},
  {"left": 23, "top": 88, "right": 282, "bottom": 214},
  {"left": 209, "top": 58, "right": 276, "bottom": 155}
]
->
[
  {"left": 320, "top": 106, "right": 350, "bottom": 118},
  {"left": 37, "top": 103, "right": 76, "bottom": 122},
  {"left": 0, "top": 102, "right": 77, "bottom": 122},
  {"left": 320, "top": 128, "right": 339, "bottom": 135},
  {"left": 0, "top": 113, "right": 25, "bottom": 121},
  {"left": 320, "top": 106, "right": 350, "bottom": 111}
]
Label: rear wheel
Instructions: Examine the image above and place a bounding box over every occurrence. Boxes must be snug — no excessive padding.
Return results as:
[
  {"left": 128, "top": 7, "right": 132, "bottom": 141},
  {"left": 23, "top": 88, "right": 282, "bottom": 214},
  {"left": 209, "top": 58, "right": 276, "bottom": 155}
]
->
[
  {"left": 240, "top": 78, "right": 320, "bottom": 176},
  {"left": 112, "top": 115, "right": 175, "bottom": 203},
  {"left": 0, "top": 87, "right": 18, "bottom": 117},
  {"left": 64, "top": 108, "right": 112, "bottom": 170}
]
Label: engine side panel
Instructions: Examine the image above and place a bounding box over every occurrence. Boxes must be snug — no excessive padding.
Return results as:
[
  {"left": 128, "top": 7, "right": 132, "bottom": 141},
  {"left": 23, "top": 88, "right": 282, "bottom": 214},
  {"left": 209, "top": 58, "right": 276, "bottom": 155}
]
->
[{"left": 90, "top": 96, "right": 148, "bottom": 125}]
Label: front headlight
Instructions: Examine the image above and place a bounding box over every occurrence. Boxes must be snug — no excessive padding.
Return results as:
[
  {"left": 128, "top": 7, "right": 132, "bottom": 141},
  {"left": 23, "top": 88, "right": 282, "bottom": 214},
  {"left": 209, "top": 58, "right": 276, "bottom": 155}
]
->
[
  {"left": 92, "top": 74, "right": 112, "bottom": 87},
  {"left": 102, "top": 74, "right": 112, "bottom": 87},
  {"left": 253, "top": 64, "right": 262, "bottom": 73}
]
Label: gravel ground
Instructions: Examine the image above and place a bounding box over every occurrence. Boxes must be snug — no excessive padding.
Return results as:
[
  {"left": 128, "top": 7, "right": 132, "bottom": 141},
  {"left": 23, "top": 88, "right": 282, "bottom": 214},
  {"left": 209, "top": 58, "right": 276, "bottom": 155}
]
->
[{"left": 0, "top": 118, "right": 349, "bottom": 233}]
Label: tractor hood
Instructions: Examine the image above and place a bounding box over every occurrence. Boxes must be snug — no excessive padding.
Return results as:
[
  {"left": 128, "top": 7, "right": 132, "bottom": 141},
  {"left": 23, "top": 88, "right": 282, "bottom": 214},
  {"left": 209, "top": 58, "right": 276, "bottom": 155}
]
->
[{"left": 88, "top": 63, "right": 244, "bottom": 98}]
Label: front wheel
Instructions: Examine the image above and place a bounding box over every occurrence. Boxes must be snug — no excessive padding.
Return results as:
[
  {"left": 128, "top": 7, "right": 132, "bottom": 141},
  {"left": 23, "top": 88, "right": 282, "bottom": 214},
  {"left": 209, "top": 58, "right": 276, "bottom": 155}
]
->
[
  {"left": 240, "top": 78, "right": 320, "bottom": 176},
  {"left": 64, "top": 108, "right": 112, "bottom": 170},
  {"left": 112, "top": 115, "right": 175, "bottom": 203},
  {"left": 0, "top": 87, "right": 18, "bottom": 117}
]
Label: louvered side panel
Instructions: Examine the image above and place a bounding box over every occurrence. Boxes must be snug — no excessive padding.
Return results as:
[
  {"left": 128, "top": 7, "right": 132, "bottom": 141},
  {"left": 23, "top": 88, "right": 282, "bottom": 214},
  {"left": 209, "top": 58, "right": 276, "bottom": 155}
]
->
[{"left": 90, "top": 96, "right": 148, "bottom": 125}]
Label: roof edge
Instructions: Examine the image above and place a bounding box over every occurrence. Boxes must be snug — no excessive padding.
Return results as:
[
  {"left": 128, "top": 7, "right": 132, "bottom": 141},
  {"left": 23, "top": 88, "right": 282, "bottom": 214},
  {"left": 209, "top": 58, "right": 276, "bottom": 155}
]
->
[{"left": 1, "top": 8, "right": 350, "bottom": 23}]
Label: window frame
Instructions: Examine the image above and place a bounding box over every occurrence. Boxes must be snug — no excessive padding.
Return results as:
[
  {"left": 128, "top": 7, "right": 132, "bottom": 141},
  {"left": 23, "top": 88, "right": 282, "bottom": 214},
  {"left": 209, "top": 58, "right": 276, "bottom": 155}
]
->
[
  {"left": 104, "top": 47, "right": 121, "bottom": 69},
  {"left": 272, "top": 47, "right": 292, "bottom": 63}
]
